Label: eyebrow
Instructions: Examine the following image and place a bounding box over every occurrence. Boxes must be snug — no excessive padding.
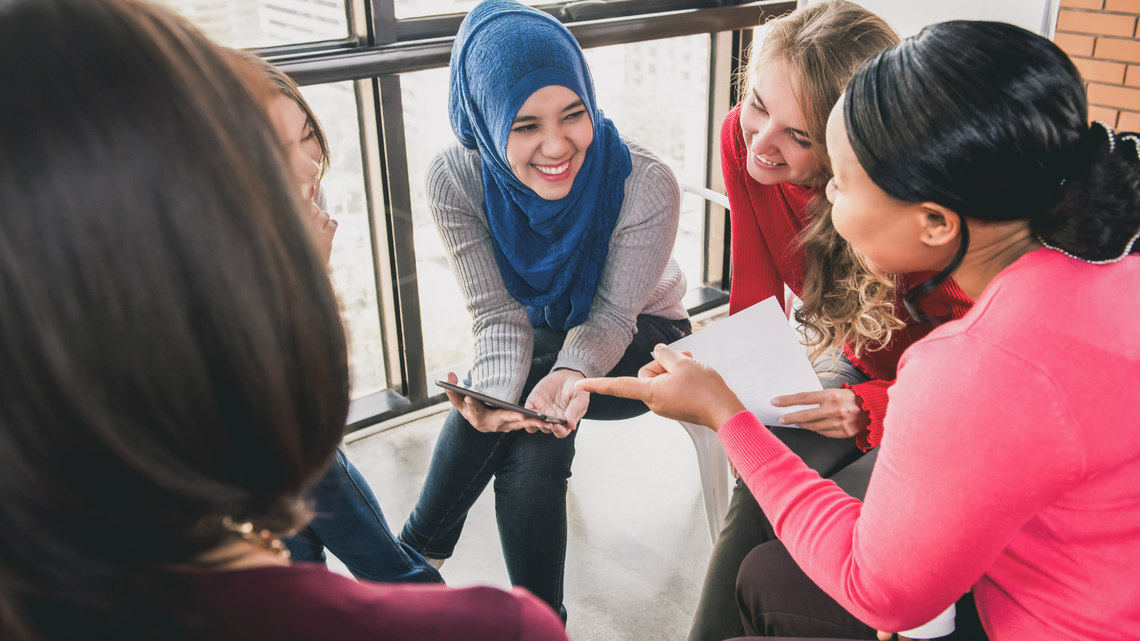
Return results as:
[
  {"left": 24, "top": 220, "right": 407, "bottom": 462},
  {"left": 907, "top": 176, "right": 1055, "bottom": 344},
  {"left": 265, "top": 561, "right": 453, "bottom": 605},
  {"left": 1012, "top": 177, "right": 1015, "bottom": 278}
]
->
[
  {"left": 751, "top": 88, "right": 810, "bottom": 140},
  {"left": 512, "top": 99, "right": 586, "bottom": 124}
]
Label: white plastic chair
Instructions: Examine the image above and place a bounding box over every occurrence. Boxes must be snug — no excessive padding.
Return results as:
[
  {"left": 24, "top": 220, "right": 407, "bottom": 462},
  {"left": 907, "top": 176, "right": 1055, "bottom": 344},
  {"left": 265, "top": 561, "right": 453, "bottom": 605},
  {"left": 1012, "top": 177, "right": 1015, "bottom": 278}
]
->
[
  {"left": 677, "top": 183, "right": 734, "bottom": 544},
  {"left": 680, "top": 183, "right": 730, "bottom": 210},
  {"left": 679, "top": 420, "right": 732, "bottom": 543}
]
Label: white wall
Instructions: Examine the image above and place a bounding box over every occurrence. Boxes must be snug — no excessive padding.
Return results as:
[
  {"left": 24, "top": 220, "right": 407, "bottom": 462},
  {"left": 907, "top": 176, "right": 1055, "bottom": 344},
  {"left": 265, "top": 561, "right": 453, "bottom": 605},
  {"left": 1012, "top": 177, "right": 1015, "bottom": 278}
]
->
[{"left": 797, "top": 0, "right": 1060, "bottom": 38}]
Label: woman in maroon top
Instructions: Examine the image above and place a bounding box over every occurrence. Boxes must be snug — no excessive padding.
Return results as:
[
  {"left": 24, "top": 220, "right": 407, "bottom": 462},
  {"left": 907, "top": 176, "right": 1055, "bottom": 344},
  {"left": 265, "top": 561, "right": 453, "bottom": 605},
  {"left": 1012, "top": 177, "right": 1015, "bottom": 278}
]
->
[
  {"left": 0, "top": 2, "right": 565, "bottom": 640},
  {"left": 689, "top": 3, "right": 973, "bottom": 640}
]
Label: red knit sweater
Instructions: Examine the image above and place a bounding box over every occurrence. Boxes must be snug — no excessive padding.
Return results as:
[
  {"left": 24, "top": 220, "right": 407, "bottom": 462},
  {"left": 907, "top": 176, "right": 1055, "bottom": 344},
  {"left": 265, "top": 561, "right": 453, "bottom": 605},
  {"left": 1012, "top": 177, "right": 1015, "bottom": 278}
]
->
[{"left": 721, "top": 104, "right": 972, "bottom": 448}]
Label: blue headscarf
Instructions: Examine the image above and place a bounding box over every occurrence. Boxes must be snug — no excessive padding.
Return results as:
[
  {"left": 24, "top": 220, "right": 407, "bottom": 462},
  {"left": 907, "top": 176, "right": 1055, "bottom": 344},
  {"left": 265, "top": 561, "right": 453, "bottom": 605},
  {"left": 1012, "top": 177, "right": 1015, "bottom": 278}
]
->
[{"left": 449, "top": 0, "right": 632, "bottom": 331}]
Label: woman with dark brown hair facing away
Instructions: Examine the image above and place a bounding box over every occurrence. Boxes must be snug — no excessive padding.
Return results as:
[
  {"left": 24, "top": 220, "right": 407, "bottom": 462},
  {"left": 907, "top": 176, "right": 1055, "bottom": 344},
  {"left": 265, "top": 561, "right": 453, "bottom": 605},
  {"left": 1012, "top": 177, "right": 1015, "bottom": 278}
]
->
[{"left": 0, "top": 1, "right": 564, "bottom": 639}]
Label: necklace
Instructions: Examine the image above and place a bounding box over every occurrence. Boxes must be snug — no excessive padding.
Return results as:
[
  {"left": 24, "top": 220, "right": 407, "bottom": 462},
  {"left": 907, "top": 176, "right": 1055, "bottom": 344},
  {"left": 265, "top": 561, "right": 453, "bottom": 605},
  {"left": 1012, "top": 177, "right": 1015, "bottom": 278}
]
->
[{"left": 221, "top": 516, "right": 291, "bottom": 560}]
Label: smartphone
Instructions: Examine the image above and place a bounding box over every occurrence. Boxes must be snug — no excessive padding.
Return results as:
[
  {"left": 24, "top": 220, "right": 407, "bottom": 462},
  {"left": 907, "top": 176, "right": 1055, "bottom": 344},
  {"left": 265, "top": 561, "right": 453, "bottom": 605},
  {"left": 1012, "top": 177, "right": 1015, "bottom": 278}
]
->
[{"left": 435, "top": 380, "right": 568, "bottom": 426}]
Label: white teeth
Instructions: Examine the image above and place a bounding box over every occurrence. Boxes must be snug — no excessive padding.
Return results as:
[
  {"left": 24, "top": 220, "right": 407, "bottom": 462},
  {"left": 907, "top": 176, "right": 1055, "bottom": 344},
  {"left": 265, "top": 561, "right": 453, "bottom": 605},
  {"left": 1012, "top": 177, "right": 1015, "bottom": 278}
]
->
[
  {"left": 535, "top": 161, "right": 570, "bottom": 175},
  {"left": 754, "top": 154, "right": 782, "bottom": 167}
]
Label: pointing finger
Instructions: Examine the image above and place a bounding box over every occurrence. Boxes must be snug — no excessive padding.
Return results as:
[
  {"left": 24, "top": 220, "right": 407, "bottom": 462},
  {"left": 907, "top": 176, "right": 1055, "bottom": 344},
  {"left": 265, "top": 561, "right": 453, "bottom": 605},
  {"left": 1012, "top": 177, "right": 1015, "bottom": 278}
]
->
[{"left": 575, "top": 375, "right": 650, "bottom": 401}]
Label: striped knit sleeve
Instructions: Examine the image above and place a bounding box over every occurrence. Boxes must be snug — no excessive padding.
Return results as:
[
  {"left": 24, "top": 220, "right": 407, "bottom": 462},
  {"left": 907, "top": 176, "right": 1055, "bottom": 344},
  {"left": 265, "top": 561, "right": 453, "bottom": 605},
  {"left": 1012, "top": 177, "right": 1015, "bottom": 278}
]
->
[{"left": 426, "top": 145, "right": 534, "bottom": 402}]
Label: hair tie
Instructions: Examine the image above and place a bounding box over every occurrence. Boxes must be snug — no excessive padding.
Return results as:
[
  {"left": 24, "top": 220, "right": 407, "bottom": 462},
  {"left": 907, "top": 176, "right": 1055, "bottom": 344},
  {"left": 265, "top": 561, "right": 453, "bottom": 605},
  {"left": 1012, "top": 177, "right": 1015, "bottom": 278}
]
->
[
  {"left": 1092, "top": 119, "right": 1116, "bottom": 154},
  {"left": 1039, "top": 121, "right": 1140, "bottom": 264},
  {"left": 1120, "top": 133, "right": 1139, "bottom": 160},
  {"left": 1037, "top": 224, "right": 1140, "bottom": 265},
  {"left": 1058, "top": 121, "right": 1116, "bottom": 188}
]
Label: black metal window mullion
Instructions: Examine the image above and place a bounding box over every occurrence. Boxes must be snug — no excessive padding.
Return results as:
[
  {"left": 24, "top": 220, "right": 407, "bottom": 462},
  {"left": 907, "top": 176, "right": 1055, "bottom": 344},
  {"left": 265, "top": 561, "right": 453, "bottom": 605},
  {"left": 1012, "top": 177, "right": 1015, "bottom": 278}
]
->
[
  {"left": 375, "top": 74, "right": 429, "bottom": 406},
  {"left": 371, "top": 0, "right": 397, "bottom": 45}
]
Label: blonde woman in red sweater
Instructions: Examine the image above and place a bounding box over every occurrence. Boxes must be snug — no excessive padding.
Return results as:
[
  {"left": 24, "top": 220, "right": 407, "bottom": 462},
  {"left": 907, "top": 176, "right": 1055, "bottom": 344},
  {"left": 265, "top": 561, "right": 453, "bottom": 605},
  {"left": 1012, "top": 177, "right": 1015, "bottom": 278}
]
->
[{"left": 689, "top": 3, "right": 974, "bottom": 640}]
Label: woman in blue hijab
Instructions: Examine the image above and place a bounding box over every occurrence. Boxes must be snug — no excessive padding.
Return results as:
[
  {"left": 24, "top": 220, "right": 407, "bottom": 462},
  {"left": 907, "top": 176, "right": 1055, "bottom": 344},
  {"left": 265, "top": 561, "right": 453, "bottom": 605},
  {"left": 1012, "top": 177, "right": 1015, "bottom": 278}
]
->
[{"left": 399, "top": 0, "right": 691, "bottom": 620}]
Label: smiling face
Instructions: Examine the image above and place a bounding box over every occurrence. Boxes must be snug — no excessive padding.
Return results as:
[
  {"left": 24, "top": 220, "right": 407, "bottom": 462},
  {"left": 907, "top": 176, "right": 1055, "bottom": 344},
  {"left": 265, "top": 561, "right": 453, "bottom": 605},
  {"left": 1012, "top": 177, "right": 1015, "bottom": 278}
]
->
[
  {"left": 739, "top": 59, "right": 823, "bottom": 187},
  {"left": 505, "top": 85, "right": 593, "bottom": 200},
  {"left": 825, "top": 99, "right": 956, "bottom": 275},
  {"left": 266, "top": 94, "right": 322, "bottom": 201}
]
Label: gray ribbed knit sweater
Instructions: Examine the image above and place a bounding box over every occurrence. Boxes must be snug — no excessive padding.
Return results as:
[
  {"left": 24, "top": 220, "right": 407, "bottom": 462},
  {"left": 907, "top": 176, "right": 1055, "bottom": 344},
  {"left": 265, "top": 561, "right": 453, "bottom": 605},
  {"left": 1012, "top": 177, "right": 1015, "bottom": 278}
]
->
[{"left": 427, "top": 138, "right": 688, "bottom": 403}]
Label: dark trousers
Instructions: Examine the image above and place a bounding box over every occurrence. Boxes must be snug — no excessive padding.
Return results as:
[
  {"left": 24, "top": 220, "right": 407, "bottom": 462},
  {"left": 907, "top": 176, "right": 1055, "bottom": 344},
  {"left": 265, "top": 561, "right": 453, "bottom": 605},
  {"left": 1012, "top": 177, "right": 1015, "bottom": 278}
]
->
[
  {"left": 400, "top": 314, "right": 691, "bottom": 619},
  {"left": 688, "top": 352, "right": 870, "bottom": 641},
  {"left": 716, "top": 352, "right": 989, "bottom": 640},
  {"left": 735, "top": 541, "right": 987, "bottom": 640}
]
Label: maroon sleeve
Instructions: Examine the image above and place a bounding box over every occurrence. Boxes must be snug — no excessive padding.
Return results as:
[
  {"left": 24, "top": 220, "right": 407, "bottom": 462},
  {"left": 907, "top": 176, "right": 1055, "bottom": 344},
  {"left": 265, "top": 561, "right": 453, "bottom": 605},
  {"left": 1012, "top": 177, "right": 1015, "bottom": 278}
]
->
[{"left": 510, "top": 588, "right": 570, "bottom": 641}]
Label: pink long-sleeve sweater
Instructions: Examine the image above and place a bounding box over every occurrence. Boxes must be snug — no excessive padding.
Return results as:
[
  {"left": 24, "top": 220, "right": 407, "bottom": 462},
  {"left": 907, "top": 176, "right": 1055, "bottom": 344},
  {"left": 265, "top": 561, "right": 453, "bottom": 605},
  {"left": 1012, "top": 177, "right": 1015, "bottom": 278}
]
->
[{"left": 719, "top": 248, "right": 1140, "bottom": 639}]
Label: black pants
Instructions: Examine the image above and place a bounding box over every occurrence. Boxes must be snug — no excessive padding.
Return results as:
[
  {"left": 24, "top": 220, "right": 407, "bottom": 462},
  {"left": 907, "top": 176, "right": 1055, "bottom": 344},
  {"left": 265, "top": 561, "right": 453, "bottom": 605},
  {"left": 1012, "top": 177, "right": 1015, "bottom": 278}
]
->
[
  {"left": 733, "top": 540, "right": 987, "bottom": 640},
  {"left": 688, "top": 353, "right": 871, "bottom": 641}
]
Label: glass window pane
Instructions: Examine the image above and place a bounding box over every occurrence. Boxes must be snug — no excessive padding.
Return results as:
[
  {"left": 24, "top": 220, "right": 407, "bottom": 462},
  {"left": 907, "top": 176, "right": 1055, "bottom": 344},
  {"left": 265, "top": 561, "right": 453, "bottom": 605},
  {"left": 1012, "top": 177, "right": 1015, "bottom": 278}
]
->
[
  {"left": 401, "top": 67, "right": 475, "bottom": 376},
  {"left": 403, "top": 35, "right": 710, "bottom": 377},
  {"left": 395, "top": 0, "right": 545, "bottom": 19},
  {"left": 585, "top": 35, "right": 711, "bottom": 293},
  {"left": 153, "top": 0, "right": 349, "bottom": 49},
  {"left": 301, "top": 82, "right": 387, "bottom": 398}
]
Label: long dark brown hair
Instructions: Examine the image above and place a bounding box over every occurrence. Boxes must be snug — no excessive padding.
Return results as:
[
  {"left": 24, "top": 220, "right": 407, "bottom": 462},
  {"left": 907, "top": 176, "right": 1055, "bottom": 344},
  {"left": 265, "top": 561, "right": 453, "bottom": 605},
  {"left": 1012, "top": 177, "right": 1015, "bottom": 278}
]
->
[{"left": 0, "top": 0, "right": 349, "bottom": 638}]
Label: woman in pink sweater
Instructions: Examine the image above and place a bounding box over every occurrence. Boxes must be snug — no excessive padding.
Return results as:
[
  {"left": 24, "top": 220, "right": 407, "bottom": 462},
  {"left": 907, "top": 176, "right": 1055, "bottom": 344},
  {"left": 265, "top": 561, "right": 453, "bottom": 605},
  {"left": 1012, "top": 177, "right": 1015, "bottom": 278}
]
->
[
  {"left": 580, "top": 20, "right": 1140, "bottom": 641},
  {"left": 696, "top": 4, "right": 975, "bottom": 639}
]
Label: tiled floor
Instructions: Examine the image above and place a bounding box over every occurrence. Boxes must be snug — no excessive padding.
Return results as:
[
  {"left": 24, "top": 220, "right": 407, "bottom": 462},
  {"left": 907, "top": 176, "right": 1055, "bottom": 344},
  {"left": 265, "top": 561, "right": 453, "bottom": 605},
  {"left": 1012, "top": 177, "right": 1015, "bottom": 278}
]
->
[{"left": 341, "top": 405, "right": 716, "bottom": 641}]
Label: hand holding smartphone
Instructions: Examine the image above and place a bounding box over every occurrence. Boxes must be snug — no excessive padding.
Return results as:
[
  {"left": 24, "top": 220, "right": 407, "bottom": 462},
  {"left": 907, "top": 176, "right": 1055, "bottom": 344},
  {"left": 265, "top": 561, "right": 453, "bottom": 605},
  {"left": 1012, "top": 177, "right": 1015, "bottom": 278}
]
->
[{"left": 435, "top": 380, "right": 568, "bottom": 426}]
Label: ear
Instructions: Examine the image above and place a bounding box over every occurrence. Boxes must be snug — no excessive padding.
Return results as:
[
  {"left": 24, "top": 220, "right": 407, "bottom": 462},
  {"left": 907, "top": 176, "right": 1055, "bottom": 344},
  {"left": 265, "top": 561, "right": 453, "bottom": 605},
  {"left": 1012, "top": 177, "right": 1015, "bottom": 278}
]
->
[{"left": 917, "top": 203, "right": 961, "bottom": 249}]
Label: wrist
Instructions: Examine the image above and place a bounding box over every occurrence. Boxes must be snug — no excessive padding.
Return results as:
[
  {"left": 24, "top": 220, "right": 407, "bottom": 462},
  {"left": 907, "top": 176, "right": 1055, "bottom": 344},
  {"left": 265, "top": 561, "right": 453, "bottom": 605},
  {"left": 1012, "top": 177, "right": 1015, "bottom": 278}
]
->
[{"left": 708, "top": 401, "right": 747, "bottom": 432}]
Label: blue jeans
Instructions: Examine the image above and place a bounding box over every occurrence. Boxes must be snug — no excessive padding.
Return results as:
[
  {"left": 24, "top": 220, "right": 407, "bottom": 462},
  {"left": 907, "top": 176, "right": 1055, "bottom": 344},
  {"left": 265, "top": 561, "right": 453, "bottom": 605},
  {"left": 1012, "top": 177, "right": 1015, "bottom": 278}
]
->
[
  {"left": 285, "top": 448, "right": 442, "bottom": 584},
  {"left": 399, "top": 314, "right": 691, "bottom": 618}
]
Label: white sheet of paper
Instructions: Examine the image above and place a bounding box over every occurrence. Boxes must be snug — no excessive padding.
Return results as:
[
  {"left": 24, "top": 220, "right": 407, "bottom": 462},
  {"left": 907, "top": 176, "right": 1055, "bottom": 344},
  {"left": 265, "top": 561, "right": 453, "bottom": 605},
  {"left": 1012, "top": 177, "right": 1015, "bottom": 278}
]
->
[{"left": 668, "top": 297, "right": 822, "bottom": 426}]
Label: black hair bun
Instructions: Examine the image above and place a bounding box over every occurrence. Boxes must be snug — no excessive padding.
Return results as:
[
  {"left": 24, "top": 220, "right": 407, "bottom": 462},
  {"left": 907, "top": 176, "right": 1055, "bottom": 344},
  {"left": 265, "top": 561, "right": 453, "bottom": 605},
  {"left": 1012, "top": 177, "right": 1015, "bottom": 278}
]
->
[{"left": 1034, "top": 122, "right": 1140, "bottom": 263}]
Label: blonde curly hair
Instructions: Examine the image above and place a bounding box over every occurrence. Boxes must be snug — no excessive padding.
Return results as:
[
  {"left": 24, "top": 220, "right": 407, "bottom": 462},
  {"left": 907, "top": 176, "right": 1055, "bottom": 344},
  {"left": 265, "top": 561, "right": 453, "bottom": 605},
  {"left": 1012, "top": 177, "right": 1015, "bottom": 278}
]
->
[{"left": 793, "top": 195, "right": 905, "bottom": 361}]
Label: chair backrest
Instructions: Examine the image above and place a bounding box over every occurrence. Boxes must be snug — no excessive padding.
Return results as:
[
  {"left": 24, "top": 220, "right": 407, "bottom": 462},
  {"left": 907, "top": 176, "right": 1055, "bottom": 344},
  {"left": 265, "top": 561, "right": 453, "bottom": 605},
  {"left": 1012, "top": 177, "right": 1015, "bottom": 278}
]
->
[{"left": 679, "top": 182, "right": 729, "bottom": 210}]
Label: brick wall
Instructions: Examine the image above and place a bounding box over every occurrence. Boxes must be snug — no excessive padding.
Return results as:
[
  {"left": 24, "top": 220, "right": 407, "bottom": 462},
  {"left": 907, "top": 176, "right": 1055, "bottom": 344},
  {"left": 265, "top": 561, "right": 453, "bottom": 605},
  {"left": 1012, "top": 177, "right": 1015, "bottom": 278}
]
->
[{"left": 1054, "top": 0, "right": 1140, "bottom": 131}]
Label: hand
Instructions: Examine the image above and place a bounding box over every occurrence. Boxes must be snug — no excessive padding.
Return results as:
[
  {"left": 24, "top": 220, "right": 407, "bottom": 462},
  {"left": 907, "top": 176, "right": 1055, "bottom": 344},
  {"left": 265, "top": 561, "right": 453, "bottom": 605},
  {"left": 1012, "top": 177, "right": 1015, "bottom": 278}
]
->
[
  {"left": 524, "top": 368, "right": 587, "bottom": 439},
  {"left": 772, "top": 388, "right": 869, "bottom": 439},
  {"left": 440, "top": 372, "right": 541, "bottom": 434},
  {"left": 575, "top": 345, "right": 746, "bottom": 431},
  {"left": 307, "top": 199, "right": 338, "bottom": 265}
]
